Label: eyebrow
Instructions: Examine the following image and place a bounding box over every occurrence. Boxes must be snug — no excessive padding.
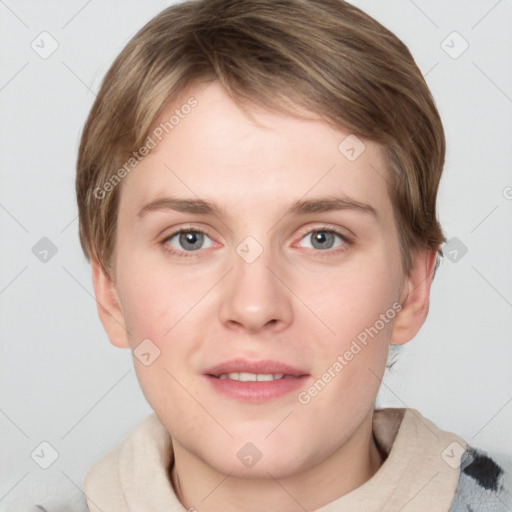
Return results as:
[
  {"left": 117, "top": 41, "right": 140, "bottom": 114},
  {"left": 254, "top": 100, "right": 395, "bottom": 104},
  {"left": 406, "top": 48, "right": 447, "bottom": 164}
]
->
[{"left": 137, "top": 195, "right": 378, "bottom": 219}]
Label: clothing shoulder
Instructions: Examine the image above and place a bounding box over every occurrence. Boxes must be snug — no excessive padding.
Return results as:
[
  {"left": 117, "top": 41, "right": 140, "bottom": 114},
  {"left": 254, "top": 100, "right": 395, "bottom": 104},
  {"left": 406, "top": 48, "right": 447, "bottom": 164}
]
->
[
  {"left": 84, "top": 448, "right": 127, "bottom": 511},
  {"left": 83, "top": 413, "right": 177, "bottom": 511},
  {"left": 449, "top": 446, "right": 512, "bottom": 511}
]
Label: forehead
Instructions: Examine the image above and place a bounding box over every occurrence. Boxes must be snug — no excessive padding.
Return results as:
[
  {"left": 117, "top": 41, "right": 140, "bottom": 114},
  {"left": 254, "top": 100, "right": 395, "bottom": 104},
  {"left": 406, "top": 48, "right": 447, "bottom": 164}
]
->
[{"left": 119, "top": 81, "right": 392, "bottom": 221}]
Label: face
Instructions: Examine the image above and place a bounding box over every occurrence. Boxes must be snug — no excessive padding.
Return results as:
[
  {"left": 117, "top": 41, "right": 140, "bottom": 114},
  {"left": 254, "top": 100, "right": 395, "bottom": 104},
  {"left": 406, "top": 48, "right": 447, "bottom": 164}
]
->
[{"left": 102, "top": 81, "right": 415, "bottom": 479}]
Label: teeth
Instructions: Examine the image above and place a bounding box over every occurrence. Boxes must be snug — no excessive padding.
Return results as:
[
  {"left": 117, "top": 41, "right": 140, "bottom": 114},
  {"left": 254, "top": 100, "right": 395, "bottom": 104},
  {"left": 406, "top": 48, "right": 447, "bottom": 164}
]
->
[{"left": 217, "top": 372, "right": 285, "bottom": 381}]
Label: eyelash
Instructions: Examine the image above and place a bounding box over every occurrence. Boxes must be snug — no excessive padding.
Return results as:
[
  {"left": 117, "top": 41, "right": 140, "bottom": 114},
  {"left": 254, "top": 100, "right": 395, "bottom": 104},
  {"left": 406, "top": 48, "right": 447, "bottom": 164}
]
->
[{"left": 160, "top": 225, "right": 353, "bottom": 258}]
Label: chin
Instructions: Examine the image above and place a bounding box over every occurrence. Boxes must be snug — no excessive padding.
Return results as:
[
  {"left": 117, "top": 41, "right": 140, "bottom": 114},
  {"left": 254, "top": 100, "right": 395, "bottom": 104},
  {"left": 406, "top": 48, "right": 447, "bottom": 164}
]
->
[
  {"left": 199, "top": 438, "right": 315, "bottom": 481},
  {"left": 213, "top": 456, "right": 305, "bottom": 480}
]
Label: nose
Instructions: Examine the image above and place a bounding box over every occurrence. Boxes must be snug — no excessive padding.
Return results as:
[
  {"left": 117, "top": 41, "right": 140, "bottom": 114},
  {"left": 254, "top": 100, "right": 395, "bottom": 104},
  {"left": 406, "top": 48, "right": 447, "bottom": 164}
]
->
[{"left": 218, "top": 244, "right": 293, "bottom": 335}]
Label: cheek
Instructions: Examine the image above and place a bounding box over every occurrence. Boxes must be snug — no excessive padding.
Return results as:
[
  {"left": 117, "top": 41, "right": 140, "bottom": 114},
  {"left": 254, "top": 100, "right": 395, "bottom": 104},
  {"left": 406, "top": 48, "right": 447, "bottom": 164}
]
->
[
  {"left": 296, "top": 275, "right": 395, "bottom": 423},
  {"left": 295, "top": 253, "right": 400, "bottom": 407},
  {"left": 116, "top": 258, "right": 204, "bottom": 413},
  {"left": 114, "top": 252, "right": 210, "bottom": 393},
  {"left": 300, "top": 253, "right": 401, "bottom": 344},
  {"left": 115, "top": 252, "right": 194, "bottom": 344}
]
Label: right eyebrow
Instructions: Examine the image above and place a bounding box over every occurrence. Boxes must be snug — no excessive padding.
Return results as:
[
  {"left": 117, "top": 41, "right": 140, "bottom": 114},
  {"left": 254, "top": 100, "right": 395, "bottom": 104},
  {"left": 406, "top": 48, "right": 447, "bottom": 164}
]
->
[{"left": 137, "top": 197, "right": 226, "bottom": 218}]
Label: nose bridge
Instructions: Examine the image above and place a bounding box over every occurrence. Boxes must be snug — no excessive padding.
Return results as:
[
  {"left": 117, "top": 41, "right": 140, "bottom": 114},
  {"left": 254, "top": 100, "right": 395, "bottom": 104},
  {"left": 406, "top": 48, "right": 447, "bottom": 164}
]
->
[{"left": 219, "top": 237, "right": 293, "bottom": 333}]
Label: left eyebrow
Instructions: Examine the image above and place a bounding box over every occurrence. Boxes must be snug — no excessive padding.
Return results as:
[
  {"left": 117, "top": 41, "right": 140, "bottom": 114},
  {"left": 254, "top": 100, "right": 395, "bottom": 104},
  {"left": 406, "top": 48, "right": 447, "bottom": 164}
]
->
[
  {"left": 137, "top": 195, "right": 377, "bottom": 219},
  {"left": 285, "top": 196, "right": 378, "bottom": 218}
]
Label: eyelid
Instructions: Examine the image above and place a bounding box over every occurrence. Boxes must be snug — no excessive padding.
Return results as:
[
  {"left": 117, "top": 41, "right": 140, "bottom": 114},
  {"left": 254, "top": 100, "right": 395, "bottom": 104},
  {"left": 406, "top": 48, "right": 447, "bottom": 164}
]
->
[
  {"left": 160, "top": 223, "right": 214, "bottom": 241},
  {"left": 295, "top": 223, "right": 352, "bottom": 242}
]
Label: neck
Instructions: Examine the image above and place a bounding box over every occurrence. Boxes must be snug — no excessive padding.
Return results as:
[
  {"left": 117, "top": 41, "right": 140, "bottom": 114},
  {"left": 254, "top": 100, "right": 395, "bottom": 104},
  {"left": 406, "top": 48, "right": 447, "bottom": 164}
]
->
[{"left": 169, "top": 410, "right": 384, "bottom": 512}]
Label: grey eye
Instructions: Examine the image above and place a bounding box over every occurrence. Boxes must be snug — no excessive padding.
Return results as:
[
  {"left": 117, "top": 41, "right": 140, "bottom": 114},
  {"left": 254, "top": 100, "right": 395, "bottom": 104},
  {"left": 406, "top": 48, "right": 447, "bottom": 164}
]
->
[
  {"left": 299, "top": 230, "right": 345, "bottom": 250},
  {"left": 167, "top": 231, "right": 213, "bottom": 252}
]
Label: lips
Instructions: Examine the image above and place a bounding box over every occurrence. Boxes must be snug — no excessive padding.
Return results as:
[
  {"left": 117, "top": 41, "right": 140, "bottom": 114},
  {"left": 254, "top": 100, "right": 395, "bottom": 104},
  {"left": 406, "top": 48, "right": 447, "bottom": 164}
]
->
[
  {"left": 205, "top": 358, "right": 308, "bottom": 378},
  {"left": 204, "top": 358, "right": 310, "bottom": 403}
]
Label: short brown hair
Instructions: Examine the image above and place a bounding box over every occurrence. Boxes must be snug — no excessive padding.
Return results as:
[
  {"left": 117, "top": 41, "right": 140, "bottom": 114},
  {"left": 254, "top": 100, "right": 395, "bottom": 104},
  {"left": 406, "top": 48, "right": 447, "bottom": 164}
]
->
[{"left": 76, "top": 0, "right": 446, "bottom": 279}]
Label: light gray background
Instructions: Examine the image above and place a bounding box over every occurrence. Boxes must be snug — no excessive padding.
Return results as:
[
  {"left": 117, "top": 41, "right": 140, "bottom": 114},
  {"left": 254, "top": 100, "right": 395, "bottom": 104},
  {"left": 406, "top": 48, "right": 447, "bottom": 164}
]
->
[{"left": 1, "top": 0, "right": 511, "bottom": 510}]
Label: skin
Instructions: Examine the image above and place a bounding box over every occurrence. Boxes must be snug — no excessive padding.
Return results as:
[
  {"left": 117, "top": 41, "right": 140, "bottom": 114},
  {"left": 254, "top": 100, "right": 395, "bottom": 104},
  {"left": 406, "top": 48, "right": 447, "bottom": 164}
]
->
[{"left": 92, "top": 81, "right": 436, "bottom": 511}]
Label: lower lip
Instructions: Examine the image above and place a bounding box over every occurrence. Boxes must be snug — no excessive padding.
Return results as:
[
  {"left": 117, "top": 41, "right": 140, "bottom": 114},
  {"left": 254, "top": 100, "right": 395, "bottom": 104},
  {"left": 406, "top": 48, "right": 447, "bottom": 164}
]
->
[{"left": 205, "top": 375, "right": 309, "bottom": 403}]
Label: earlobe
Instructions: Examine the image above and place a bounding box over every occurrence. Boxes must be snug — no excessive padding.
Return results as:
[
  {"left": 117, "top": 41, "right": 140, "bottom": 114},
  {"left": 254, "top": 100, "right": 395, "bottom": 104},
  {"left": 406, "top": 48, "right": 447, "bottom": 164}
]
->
[
  {"left": 91, "top": 257, "right": 131, "bottom": 349},
  {"left": 390, "top": 249, "right": 438, "bottom": 346}
]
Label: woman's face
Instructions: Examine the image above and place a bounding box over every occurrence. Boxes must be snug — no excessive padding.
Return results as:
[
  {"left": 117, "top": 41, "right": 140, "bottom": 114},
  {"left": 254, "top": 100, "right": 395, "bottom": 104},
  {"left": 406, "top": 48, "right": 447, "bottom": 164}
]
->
[{"left": 103, "top": 80, "right": 411, "bottom": 480}]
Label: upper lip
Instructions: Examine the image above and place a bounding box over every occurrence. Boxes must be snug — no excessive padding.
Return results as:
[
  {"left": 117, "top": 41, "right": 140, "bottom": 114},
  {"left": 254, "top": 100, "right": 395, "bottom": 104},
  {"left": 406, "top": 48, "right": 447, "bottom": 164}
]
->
[{"left": 205, "top": 358, "right": 308, "bottom": 377}]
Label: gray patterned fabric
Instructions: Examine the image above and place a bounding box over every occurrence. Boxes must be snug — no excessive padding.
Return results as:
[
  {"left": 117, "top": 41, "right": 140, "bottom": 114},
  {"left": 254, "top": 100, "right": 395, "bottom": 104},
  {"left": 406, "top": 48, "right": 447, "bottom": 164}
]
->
[{"left": 449, "top": 447, "right": 512, "bottom": 511}]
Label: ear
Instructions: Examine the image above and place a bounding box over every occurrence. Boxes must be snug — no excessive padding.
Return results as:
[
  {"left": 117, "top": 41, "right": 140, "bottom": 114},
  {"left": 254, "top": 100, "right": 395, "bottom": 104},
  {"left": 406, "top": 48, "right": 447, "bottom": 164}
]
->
[
  {"left": 91, "top": 257, "right": 130, "bottom": 349},
  {"left": 390, "top": 249, "right": 438, "bottom": 345}
]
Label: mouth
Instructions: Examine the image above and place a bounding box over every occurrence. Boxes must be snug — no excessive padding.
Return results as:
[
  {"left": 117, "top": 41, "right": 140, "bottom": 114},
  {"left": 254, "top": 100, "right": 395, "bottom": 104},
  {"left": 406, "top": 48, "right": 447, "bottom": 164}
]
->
[
  {"left": 214, "top": 372, "right": 290, "bottom": 381},
  {"left": 204, "top": 359, "right": 310, "bottom": 402}
]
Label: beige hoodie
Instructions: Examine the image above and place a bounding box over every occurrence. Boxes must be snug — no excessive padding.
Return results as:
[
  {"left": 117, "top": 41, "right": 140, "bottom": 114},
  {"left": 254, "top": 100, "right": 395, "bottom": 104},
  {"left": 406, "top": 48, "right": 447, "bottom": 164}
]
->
[{"left": 84, "top": 408, "right": 467, "bottom": 511}]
